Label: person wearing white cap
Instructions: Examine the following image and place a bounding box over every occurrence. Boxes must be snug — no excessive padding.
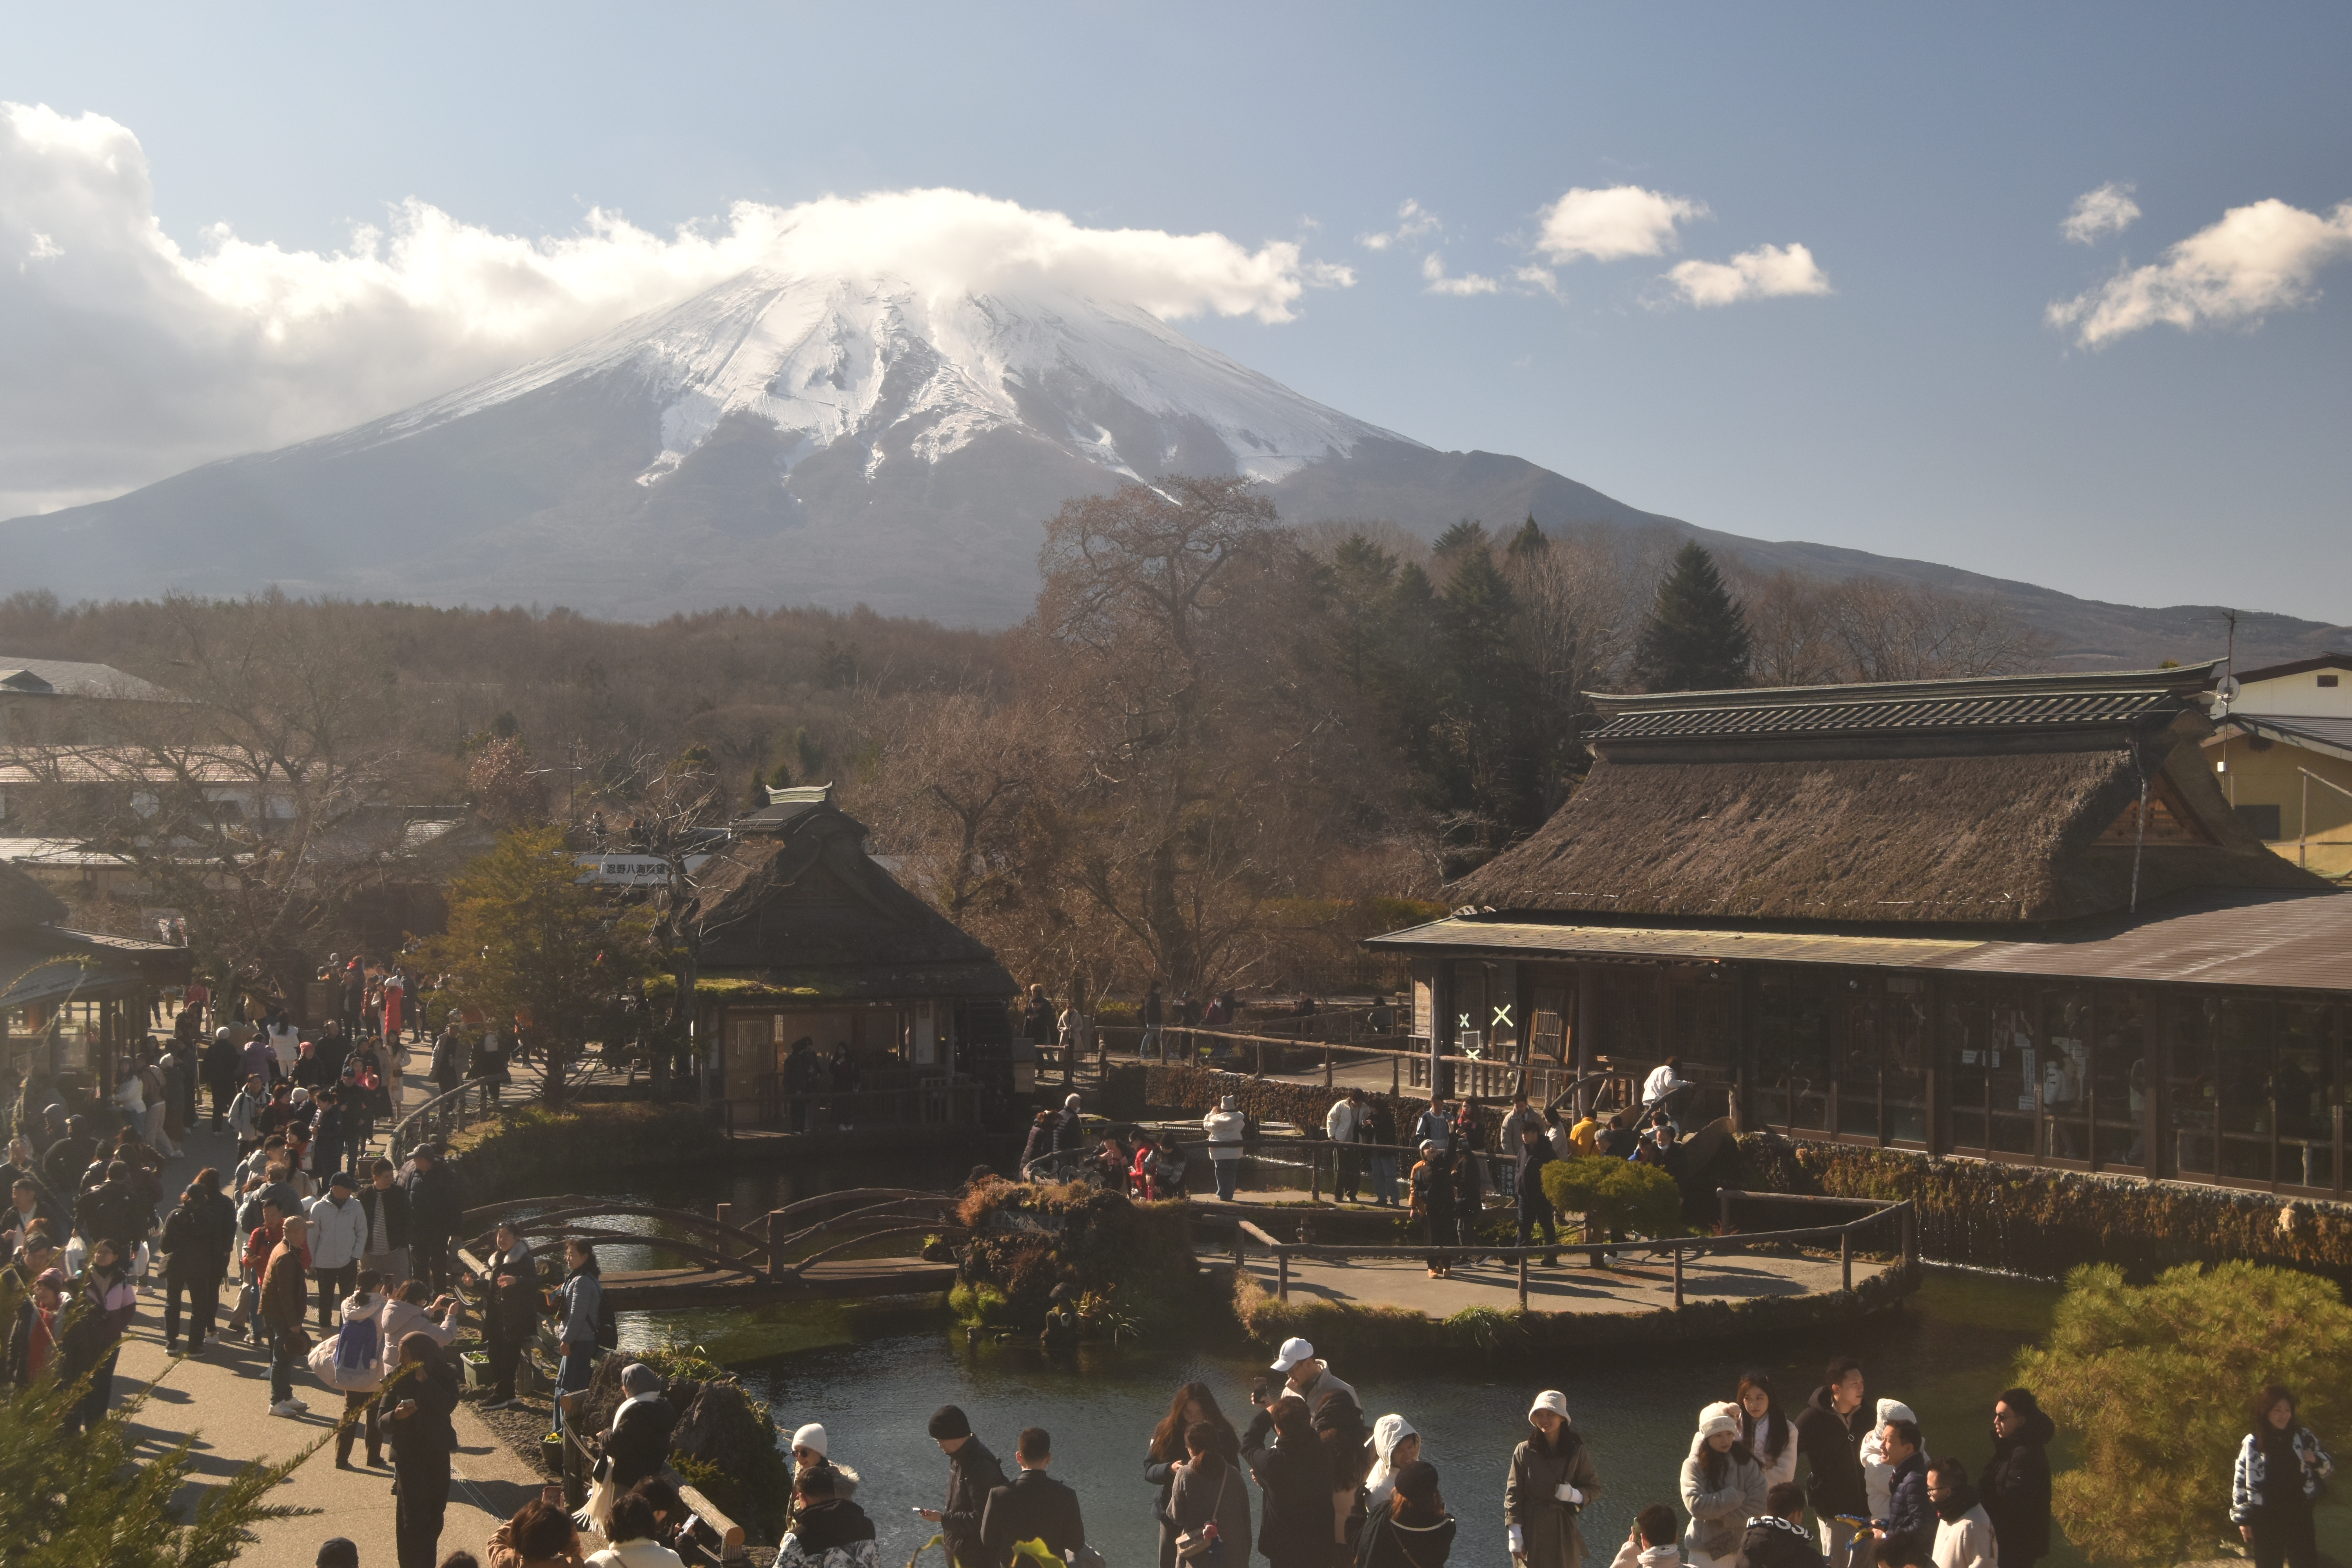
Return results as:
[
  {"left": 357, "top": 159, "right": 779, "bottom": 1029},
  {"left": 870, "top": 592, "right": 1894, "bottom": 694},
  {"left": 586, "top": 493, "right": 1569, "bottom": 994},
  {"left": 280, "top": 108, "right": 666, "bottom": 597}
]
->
[
  {"left": 1681, "top": 1401, "right": 1766, "bottom": 1568},
  {"left": 1860, "top": 1399, "right": 1929, "bottom": 1523},
  {"left": 1269, "top": 1337, "right": 1356, "bottom": 1413},
  {"left": 1507, "top": 1390, "right": 1599, "bottom": 1568},
  {"left": 1203, "top": 1096, "right": 1247, "bottom": 1201}
]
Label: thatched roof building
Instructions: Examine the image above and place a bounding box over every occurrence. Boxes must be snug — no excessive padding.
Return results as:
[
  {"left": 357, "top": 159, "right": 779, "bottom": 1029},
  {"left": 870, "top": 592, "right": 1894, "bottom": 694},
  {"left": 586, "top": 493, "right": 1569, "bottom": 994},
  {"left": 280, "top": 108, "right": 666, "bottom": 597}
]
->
[
  {"left": 1366, "top": 664, "right": 2352, "bottom": 1200},
  {"left": 1455, "top": 661, "right": 2321, "bottom": 924},
  {"left": 0, "top": 858, "right": 190, "bottom": 1096}
]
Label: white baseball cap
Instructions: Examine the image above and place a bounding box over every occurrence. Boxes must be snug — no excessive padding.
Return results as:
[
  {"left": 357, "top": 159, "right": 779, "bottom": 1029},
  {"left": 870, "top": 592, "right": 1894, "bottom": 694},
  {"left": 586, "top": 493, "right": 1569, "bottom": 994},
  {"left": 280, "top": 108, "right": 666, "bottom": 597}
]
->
[
  {"left": 1270, "top": 1337, "right": 1317, "bottom": 1372},
  {"left": 1528, "top": 1390, "right": 1570, "bottom": 1423}
]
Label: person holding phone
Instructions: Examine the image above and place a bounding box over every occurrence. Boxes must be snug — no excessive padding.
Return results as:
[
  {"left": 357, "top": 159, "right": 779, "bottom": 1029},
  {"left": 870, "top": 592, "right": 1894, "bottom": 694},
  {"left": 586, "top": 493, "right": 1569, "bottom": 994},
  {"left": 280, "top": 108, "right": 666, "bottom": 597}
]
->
[{"left": 386, "top": 1330, "right": 460, "bottom": 1568}]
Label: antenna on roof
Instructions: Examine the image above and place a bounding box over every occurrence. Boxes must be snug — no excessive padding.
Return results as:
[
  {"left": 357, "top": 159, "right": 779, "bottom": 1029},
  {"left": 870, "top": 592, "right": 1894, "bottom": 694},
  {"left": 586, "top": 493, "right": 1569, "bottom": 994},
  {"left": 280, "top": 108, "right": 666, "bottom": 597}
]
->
[{"left": 2210, "top": 610, "right": 2242, "bottom": 720}]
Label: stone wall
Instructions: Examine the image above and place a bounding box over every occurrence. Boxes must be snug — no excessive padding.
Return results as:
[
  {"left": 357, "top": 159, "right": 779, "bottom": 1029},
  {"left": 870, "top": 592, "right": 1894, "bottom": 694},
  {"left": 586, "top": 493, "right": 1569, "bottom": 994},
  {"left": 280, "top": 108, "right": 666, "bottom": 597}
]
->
[{"left": 1740, "top": 1134, "right": 2352, "bottom": 1281}]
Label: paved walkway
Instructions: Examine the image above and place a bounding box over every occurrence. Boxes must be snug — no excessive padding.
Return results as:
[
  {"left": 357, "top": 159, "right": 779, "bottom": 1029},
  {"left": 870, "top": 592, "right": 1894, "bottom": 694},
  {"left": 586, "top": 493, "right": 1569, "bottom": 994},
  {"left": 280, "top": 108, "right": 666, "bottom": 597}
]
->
[{"left": 99, "top": 1034, "right": 552, "bottom": 1568}]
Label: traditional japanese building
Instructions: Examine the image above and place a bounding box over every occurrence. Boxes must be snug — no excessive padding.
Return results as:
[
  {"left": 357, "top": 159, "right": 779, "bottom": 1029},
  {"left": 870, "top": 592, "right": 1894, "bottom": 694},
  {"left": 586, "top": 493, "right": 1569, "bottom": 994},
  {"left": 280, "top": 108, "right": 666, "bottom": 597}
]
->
[
  {"left": 1368, "top": 661, "right": 2352, "bottom": 1197},
  {"left": 685, "top": 787, "right": 1020, "bottom": 1125},
  {"left": 0, "top": 860, "right": 190, "bottom": 1098}
]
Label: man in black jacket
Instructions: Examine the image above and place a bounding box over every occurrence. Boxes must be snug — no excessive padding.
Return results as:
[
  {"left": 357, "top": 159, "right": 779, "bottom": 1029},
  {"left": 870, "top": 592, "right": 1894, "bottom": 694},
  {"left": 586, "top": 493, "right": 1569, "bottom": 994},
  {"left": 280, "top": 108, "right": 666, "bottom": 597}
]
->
[
  {"left": 921, "top": 1404, "right": 1008, "bottom": 1568},
  {"left": 358, "top": 1158, "right": 412, "bottom": 1283},
  {"left": 402, "top": 1146, "right": 462, "bottom": 1294},
  {"left": 982, "top": 1426, "right": 1087, "bottom": 1564},
  {"left": 41, "top": 1117, "right": 95, "bottom": 1198},
  {"left": 1868, "top": 1419, "right": 1931, "bottom": 1568},
  {"left": 603, "top": 1362, "right": 679, "bottom": 1491},
  {"left": 1795, "top": 1356, "right": 1871, "bottom": 1568},
  {"left": 1979, "top": 1387, "right": 2054, "bottom": 1568},
  {"left": 1743, "top": 1483, "right": 1826, "bottom": 1568},
  {"left": 74, "top": 1161, "right": 149, "bottom": 1253},
  {"left": 474, "top": 1220, "right": 539, "bottom": 1409}
]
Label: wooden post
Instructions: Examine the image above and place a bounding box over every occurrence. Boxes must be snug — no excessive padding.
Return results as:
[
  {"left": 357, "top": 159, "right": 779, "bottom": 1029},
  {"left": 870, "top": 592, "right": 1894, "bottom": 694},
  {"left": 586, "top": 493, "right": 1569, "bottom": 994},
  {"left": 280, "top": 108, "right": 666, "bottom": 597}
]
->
[
  {"left": 1391, "top": 1055, "right": 1400, "bottom": 1097},
  {"left": 1255, "top": 1040, "right": 1264, "bottom": 1078},
  {"left": 1518, "top": 1250, "right": 1529, "bottom": 1310},
  {"left": 1323, "top": 1038, "right": 1333, "bottom": 1088},
  {"left": 1718, "top": 1189, "right": 1734, "bottom": 1233},
  {"left": 766, "top": 1212, "right": 784, "bottom": 1281},
  {"left": 1277, "top": 1249, "right": 1290, "bottom": 1302},
  {"left": 1309, "top": 1147, "right": 1321, "bottom": 1204},
  {"left": 1901, "top": 1201, "right": 1916, "bottom": 1270},
  {"left": 1840, "top": 1228, "right": 1853, "bottom": 1293},
  {"left": 715, "top": 1203, "right": 731, "bottom": 1258},
  {"left": 1672, "top": 1245, "right": 1684, "bottom": 1309}
]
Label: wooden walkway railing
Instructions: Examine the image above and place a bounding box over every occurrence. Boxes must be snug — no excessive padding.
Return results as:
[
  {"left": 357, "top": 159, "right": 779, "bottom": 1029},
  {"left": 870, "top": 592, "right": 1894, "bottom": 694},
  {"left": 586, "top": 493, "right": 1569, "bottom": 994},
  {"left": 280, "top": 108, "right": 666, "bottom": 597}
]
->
[{"left": 1230, "top": 1194, "right": 1915, "bottom": 1310}]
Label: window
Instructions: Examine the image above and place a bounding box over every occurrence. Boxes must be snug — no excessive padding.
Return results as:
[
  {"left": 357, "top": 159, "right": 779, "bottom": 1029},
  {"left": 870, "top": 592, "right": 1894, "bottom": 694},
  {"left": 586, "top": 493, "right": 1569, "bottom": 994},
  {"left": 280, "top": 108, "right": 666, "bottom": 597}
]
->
[
  {"left": 2320, "top": 674, "right": 2340, "bottom": 688},
  {"left": 1757, "top": 972, "right": 1833, "bottom": 1132},
  {"left": 2236, "top": 804, "right": 2283, "bottom": 840}
]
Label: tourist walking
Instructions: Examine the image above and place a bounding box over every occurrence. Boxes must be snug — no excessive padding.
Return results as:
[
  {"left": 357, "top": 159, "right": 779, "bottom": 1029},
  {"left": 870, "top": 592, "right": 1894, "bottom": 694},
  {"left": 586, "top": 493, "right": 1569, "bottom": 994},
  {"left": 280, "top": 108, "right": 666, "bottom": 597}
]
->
[
  {"left": 981, "top": 1426, "right": 1089, "bottom": 1563},
  {"left": 8, "top": 1265, "right": 65, "bottom": 1387},
  {"left": 1142, "top": 982, "right": 1166, "bottom": 1060},
  {"left": 1245, "top": 1395, "right": 1337, "bottom": 1568},
  {"left": 1606, "top": 1507, "right": 1681, "bottom": 1568},
  {"left": 1794, "top": 1358, "right": 1871, "bottom": 1568},
  {"left": 314, "top": 1271, "right": 389, "bottom": 1469},
  {"left": 1364, "top": 1097, "right": 1399, "bottom": 1207},
  {"left": 920, "top": 1404, "right": 1007, "bottom": 1568},
  {"left": 160, "top": 1181, "right": 228, "bottom": 1354},
  {"left": 1681, "top": 1403, "right": 1766, "bottom": 1568},
  {"left": 358, "top": 1157, "right": 412, "bottom": 1284},
  {"left": 1360, "top": 1460, "right": 1455, "bottom": 1568},
  {"left": 309, "top": 1171, "right": 369, "bottom": 1329},
  {"left": 1741, "top": 1485, "right": 1822, "bottom": 1568},
  {"left": 1147, "top": 1380, "right": 1240, "bottom": 1568},
  {"left": 404, "top": 1145, "right": 463, "bottom": 1296},
  {"left": 2232, "top": 1384, "right": 2334, "bottom": 1568},
  {"left": 386, "top": 1330, "right": 461, "bottom": 1568},
  {"left": 61, "top": 1236, "right": 137, "bottom": 1435},
  {"left": 1167, "top": 1417, "right": 1252, "bottom": 1566},
  {"left": 1204, "top": 1096, "right": 1247, "bottom": 1201},
  {"left": 261, "top": 1212, "right": 314, "bottom": 1416},
  {"left": 1507, "top": 1391, "right": 1599, "bottom": 1568},
  {"left": 1365, "top": 1414, "right": 1421, "bottom": 1516},
  {"left": 1737, "top": 1373, "right": 1800, "bottom": 1490},
  {"left": 1866, "top": 1417, "right": 1930, "bottom": 1568},
  {"left": 1515, "top": 1118, "right": 1561, "bottom": 1265},
  {"left": 1410, "top": 1143, "right": 1455, "bottom": 1277},
  {"left": 1451, "top": 1140, "right": 1486, "bottom": 1261},
  {"left": 477, "top": 1220, "right": 539, "bottom": 1410},
  {"left": 554, "top": 1238, "right": 603, "bottom": 1434},
  {"left": 1326, "top": 1090, "right": 1362, "bottom": 1203},
  {"left": 1977, "top": 1387, "right": 2053, "bottom": 1568},
  {"left": 1924, "top": 1459, "right": 1995, "bottom": 1568}
]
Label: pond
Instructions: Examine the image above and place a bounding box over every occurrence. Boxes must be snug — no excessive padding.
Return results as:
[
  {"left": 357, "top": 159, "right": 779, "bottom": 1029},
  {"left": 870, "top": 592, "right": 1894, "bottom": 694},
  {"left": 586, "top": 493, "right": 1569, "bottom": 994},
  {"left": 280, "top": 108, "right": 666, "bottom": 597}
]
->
[{"left": 568, "top": 1157, "right": 2337, "bottom": 1568}]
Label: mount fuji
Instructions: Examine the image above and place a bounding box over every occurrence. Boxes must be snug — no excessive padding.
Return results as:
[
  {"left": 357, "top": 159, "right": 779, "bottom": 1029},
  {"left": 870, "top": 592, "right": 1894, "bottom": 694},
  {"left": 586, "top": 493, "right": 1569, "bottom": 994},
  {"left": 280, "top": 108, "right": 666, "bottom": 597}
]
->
[{"left": 4, "top": 265, "right": 2347, "bottom": 665}]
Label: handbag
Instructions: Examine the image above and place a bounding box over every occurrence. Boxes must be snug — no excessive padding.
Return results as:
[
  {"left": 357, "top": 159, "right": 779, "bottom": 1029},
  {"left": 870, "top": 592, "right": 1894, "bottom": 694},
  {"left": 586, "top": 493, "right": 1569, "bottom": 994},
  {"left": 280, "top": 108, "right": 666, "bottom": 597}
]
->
[{"left": 1175, "top": 1469, "right": 1238, "bottom": 1562}]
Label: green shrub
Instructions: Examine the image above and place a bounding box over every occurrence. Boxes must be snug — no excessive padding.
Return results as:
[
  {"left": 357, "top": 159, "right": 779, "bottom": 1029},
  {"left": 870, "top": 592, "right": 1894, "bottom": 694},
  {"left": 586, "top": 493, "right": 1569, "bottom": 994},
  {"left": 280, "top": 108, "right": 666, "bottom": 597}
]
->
[
  {"left": 2016, "top": 1261, "right": 2352, "bottom": 1567},
  {"left": 1542, "top": 1157, "right": 1685, "bottom": 1240}
]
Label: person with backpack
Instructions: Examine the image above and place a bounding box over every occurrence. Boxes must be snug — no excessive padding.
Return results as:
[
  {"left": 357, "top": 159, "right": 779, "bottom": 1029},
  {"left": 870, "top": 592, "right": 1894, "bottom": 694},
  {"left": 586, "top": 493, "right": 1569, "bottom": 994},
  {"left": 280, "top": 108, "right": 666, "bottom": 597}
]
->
[{"left": 310, "top": 1270, "right": 391, "bottom": 1468}]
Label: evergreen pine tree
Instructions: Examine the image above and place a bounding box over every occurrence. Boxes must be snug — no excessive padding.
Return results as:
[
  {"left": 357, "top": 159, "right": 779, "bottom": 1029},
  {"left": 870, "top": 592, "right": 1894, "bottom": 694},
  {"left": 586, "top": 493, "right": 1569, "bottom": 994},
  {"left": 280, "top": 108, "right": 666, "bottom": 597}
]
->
[
  {"left": 1634, "top": 542, "right": 1753, "bottom": 691},
  {"left": 1507, "top": 515, "right": 1548, "bottom": 561},
  {"left": 745, "top": 766, "right": 767, "bottom": 809}
]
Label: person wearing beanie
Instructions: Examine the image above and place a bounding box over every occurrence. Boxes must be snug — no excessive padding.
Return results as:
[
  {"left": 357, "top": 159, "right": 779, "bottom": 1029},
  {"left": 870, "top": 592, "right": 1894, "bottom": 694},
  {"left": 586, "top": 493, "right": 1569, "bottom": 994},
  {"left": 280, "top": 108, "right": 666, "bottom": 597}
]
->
[
  {"left": 785, "top": 1423, "right": 864, "bottom": 1542},
  {"left": 1860, "top": 1399, "right": 1930, "bottom": 1523},
  {"left": 1608, "top": 1505, "right": 1684, "bottom": 1568},
  {"left": 1924, "top": 1458, "right": 1996, "bottom": 1568},
  {"left": 1361, "top": 1458, "right": 1456, "bottom": 1568},
  {"left": 1741, "top": 1484, "right": 1824, "bottom": 1568},
  {"left": 918, "top": 1405, "right": 1006, "bottom": 1568},
  {"left": 1507, "top": 1390, "right": 1600, "bottom": 1568},
  {"left": 1681, "top": 1402, "right": 1766, "bottom": 1568}
]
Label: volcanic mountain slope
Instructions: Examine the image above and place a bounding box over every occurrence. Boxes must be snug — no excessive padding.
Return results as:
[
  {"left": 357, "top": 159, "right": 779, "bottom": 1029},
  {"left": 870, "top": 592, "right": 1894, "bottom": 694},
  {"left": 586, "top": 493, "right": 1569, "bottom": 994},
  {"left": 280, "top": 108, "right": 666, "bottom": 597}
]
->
[{"left": 3, "top": 264, "right": 2344, "bottom": 665}]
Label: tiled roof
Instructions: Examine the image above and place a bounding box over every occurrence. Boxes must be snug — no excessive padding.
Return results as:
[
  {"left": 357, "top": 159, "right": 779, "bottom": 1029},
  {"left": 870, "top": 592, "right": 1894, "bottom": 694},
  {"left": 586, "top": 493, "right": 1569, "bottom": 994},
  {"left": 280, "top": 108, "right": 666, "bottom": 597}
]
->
[{"left": 1592, "top": 687, "right": 2182, "bottom": 742}]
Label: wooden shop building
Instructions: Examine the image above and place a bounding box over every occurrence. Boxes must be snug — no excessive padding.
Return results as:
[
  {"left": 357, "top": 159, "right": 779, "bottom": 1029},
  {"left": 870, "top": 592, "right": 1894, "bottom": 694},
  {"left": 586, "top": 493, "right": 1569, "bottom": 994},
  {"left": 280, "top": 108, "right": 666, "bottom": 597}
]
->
[{"left": 1368, "top": 661, "right": 2352, "bottom": 1198}]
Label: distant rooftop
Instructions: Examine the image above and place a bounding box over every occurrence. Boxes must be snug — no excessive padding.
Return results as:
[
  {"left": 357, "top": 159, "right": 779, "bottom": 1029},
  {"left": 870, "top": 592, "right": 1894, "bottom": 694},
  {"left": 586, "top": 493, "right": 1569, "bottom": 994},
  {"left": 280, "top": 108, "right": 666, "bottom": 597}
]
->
[{"left": 0, "top": 656, "right": 173, "bottom": 702}]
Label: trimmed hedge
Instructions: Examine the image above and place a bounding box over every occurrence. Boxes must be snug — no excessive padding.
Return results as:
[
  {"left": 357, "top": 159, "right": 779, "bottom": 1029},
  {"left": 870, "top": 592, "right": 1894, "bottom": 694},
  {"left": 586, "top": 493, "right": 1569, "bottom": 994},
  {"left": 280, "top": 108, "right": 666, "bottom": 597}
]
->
[
  {"left": 1142, "top": 1062, "right": 1427, "bottom": 1138},
  {"left": 1737, "top": 1133, "right": 2352, "bottom": 1282}
]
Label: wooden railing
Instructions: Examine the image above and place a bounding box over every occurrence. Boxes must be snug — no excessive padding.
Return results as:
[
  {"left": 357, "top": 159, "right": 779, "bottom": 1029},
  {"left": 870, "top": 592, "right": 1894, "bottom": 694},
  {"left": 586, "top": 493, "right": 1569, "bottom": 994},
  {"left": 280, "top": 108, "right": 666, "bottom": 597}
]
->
[
  {"left": 1230, "top": 1195, "right": 1915, "bottom": 1310},
  {"left": 553, "top": 1391, "right": 746, "bottom": 1562}
]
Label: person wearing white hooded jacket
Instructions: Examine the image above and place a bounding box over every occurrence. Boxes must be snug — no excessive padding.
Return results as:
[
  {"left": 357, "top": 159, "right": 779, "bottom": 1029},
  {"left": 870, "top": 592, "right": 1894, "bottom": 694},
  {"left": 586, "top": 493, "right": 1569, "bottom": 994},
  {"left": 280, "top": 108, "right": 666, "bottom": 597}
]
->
[
  {"left": 1365, "top": 1414, "right": 1421, "bottom": 1516},
  {"left": 1861, "top": 1400, "right": 1930, "bottom": 1524},
  {"left": 1682, "top": 1402, "right": 1768, "bottom": 1568},
  {"left": 1203, "top": 1097, "right": 1247, "bottom": 1202}
]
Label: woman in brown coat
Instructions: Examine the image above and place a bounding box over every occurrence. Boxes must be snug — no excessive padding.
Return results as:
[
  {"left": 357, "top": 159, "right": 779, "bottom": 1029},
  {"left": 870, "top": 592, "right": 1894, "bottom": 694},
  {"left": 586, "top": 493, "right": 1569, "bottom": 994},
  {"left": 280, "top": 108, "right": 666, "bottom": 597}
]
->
[{"left": 1505, "top": 1391, "right": 1599, "bottom": 1568}]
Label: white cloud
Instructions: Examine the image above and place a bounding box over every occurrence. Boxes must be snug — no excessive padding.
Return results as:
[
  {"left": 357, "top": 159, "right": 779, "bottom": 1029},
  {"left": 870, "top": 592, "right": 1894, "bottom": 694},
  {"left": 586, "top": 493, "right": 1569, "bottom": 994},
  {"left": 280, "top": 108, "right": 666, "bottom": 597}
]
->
[
  {"left": 1513, "top": 265, "right": 1561, "bottom": 299},
  {"left": 2062, "top": 181, "right": 2141, "bottom": 245},
  {"left": 1421, "top": 252, "right": 1498, "bottom": 296},
  {"left": 0, "top": 101, "right": 1350, "bottom": 516},
  {"left": 1659, "top": 243, "right": 1833, "bottom": 307},
  {"left": 1536, "top": 185, "right": 1706, "bottom": 263},
  {"left": 2047, "top": 196, "right": 2352, "bottom": 348},
  {"left": 1360, "top": 198, "right": 1441, "bottom": 252}
]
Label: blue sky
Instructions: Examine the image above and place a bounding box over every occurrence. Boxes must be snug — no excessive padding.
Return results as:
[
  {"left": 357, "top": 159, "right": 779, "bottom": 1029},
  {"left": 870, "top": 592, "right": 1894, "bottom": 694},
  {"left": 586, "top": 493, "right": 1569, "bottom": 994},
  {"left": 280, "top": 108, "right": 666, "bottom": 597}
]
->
[{"left": 2, "top": 3, "right": 2347, "bottom": 621}]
